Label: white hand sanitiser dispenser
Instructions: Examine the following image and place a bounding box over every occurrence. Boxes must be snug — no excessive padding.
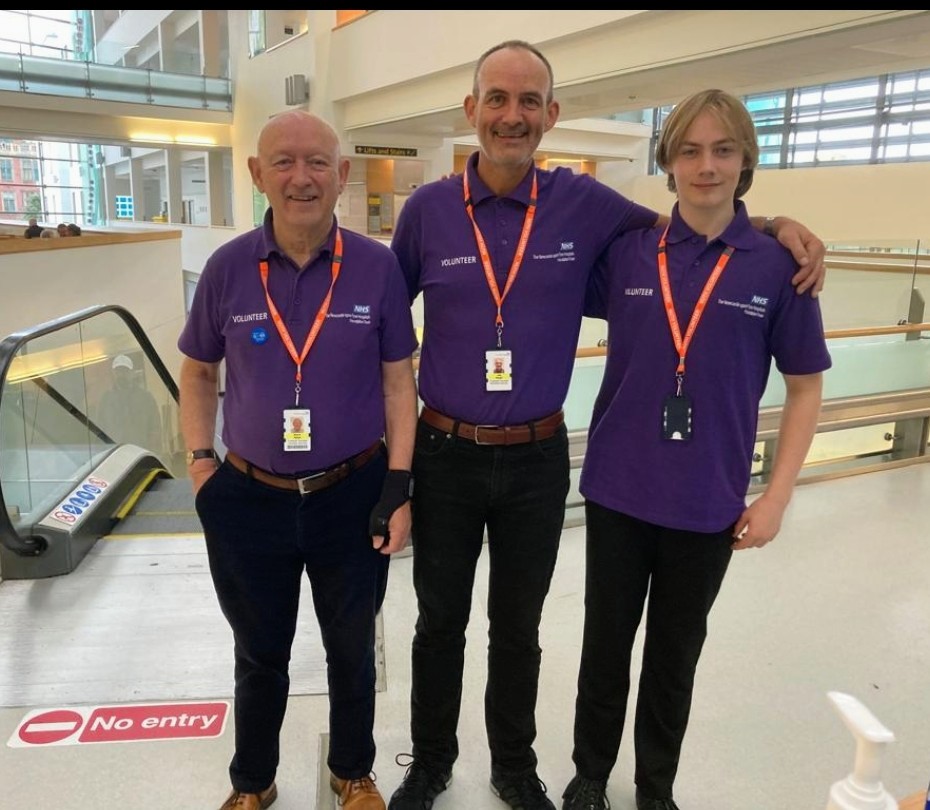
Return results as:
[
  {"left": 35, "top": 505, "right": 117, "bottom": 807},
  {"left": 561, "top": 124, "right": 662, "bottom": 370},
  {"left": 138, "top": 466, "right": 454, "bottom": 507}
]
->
[{"left": 826, "top": 691, "right": 898, "bottom": 810}]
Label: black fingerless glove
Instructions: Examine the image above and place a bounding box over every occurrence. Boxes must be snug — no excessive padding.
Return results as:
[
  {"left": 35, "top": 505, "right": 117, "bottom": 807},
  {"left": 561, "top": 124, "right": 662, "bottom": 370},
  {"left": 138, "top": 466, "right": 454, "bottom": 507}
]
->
[{"left": 368, "top": 470, "right": 414, "bottom": 538}]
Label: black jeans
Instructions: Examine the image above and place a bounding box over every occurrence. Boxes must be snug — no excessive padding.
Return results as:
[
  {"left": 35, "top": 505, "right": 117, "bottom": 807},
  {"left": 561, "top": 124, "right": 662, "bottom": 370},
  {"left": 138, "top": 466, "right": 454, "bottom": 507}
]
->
[
  {"left": 408, "top": 419, "right": 570, "bottom": 776},
  {"left": 195, "top": 450, "right": 389, "bottom": 793},
  {"left": 571, "top": 501, "right": 733, "bottom": 797}
]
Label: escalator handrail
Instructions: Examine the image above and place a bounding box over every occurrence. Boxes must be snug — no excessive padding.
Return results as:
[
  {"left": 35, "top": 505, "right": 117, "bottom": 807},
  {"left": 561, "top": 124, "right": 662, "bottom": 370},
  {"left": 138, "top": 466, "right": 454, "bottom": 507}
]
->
[{"left": 0, "top": 303, "right": 179, "bottom": 557}]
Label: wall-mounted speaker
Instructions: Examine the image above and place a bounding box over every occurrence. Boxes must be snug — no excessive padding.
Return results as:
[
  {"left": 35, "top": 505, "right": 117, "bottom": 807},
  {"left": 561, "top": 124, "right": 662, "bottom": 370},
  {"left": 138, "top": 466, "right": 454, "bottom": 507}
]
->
[{"left": 285, "top": 74, "right": 309, "bottom": 106}]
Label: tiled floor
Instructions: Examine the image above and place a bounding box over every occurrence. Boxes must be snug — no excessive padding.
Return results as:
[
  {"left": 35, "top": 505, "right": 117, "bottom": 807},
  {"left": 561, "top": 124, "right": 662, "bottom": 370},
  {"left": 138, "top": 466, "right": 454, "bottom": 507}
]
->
[{"left": 2, "top": 462, "right": 929, "bottom": 809}]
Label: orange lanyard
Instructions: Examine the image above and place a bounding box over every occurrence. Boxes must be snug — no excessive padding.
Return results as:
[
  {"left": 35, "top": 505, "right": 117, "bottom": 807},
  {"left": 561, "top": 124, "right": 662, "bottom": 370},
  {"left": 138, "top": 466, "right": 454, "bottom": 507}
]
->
[
  {"left": 463, "top": 168, "right": 538, "bottom": 347},
  {"left": 259, "top": 228, "right": 343, "bottom": 405},
  {"left": 657, "top": 224, "right": 733, "bottom": 388}
]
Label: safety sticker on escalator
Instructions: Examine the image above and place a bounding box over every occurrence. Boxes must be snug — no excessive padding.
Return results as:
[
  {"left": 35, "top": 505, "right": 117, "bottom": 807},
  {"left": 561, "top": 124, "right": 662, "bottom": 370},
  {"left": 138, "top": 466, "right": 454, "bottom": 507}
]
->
[{"left": 47, "top": 475, "right": 110, "bottom": 527}]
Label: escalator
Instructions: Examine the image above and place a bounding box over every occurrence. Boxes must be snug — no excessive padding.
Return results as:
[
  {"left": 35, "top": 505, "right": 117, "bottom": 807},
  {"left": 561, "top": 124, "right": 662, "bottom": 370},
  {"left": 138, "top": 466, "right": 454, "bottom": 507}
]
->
[
  {"left": 105, "top": 476, "right": 202, "bottom": 537},
  {"left": 0, "top": 304, "right": 196, "bottom": 579}
]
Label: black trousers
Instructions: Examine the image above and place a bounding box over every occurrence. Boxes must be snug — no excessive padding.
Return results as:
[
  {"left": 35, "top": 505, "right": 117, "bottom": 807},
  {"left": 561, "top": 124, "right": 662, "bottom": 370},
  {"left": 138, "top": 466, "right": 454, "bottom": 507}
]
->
[
  {"left": 571, "top": 501, "right": 733, "bottom": 798},
  {"left": 407, "top": 419, "right": 570, "bottom": 776},
  {"left": 195, "top": 450, "right": 389, "bottom": 793}
]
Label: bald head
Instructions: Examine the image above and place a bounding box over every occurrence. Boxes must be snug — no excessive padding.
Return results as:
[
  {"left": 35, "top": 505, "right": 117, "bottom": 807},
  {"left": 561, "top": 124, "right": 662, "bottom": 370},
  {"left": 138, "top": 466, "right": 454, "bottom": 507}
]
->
[
  {"left": 256, "top": 110, "right": 342, "bottom": 161},
  {"left": 248, "top": 110, "right": 350, "bottom": 255}
]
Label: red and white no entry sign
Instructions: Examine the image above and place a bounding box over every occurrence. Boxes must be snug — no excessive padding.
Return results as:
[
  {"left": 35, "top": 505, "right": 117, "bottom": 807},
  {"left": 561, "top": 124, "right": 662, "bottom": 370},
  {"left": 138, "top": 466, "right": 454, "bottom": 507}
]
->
[{"left": 9, "top": 701, "right": 230, "bottom": 748}]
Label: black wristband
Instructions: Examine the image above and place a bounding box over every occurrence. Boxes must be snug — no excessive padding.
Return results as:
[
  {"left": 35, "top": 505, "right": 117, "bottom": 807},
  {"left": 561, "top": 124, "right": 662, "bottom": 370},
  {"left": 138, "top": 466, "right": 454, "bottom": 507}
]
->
[{"left": 368, "top": 470, "right": 414, "bottom": 538}]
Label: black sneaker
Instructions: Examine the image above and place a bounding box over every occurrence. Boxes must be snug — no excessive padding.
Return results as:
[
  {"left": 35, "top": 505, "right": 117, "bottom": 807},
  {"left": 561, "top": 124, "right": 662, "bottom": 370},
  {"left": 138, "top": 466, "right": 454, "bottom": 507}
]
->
[
  {"left": 635, "top": 789, "right": 680, "bottom": 810},
  {"left": 388, "top": 754, "right": 452, "bottom": 810},
  {"left": 490, "top": 770, "right": 556, "bottom": 810},
  {"left": 561, "top": 774, "right": 610, "bottom": 810}
]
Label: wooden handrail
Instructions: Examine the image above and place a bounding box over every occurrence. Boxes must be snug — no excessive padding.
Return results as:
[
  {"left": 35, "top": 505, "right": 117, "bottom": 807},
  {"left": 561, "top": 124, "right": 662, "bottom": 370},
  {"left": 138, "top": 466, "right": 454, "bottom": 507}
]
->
[
  {"left": 0, "top": 229, "right": 179, "bottom": 256},
  {"left": 824, "top": 322, "right": 930, "bottom": 339},
  {"left": 571, "top": 322, "right": 930, "bottom": 359},
  {"left": 575, "top": 346, "right": 608, "bottom": 359}
]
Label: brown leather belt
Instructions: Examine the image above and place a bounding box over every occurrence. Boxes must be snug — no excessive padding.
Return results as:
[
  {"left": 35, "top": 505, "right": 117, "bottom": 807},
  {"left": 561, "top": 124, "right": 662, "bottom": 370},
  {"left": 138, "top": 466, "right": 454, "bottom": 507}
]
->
[
  {"left": 420, "top": 406, "right": 564, "bottom": 446},
  {"left": 225, "top": 441, "right": 382, "bottom": 495}
]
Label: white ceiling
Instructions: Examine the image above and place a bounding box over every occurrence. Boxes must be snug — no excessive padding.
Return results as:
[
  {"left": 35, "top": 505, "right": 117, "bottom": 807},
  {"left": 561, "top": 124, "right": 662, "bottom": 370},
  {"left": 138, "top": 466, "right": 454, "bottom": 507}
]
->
[{"left": 348, "top": 11, "right": 930, "bottom": 145}]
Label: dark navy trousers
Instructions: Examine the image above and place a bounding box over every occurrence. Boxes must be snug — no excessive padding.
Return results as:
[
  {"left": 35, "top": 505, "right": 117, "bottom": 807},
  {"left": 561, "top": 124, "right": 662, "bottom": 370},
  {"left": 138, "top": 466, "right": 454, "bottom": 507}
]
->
[
  {"left": 195, "top": 450, "right": 389, "bottom": 793},
  {"left": 407, "top": 419, "right": 570, "bottom": 777}
]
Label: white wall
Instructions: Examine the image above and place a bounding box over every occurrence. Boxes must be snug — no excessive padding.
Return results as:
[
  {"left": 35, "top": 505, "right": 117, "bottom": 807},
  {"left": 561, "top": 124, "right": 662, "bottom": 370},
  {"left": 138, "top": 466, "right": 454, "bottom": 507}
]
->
[
  {"left": 0, "top": 236, "right": 187, "bottom": 382},
  {"left": 616, "top": 162, "right": 930, "bottom": 245},
  {"left": 328, "top": 11, "right": 640, "bottom": 102},
  {"left": 105, "top": 221, "right": 235, "bottom": 279},
  {"left": 589, "top": 162, "right": 930, "bottom": 343}
]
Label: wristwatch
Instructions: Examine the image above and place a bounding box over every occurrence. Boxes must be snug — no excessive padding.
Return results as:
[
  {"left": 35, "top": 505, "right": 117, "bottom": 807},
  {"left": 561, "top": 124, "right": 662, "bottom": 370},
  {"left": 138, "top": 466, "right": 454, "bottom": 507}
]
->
[{"left": 186, "top": 448, "right": 218, "bottom": 465}]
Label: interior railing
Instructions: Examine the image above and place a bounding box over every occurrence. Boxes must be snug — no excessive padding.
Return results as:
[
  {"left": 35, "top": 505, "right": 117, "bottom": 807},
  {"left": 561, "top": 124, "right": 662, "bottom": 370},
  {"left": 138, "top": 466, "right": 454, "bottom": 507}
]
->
[
  {"left": 0, "top": 50, "right": 231, "bottom": 111},
  {"left": 816, "top": 239, "right": 929, "bottom": 333}
]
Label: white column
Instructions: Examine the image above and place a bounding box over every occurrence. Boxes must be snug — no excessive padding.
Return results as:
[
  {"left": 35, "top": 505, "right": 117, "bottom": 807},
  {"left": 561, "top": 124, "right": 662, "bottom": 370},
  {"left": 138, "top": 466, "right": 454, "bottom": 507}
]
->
[
  {"left": 206, "top": 151, "right": 229, "bottom": 227},
  {"left": 200, "top": 10, "right": 223, "bottom": 77},
  {"left": 129, "top": 157, "right": 145, "bottom": 222},
  {"left": 166, "top": 150, "right": 183, "bottom": 224}
]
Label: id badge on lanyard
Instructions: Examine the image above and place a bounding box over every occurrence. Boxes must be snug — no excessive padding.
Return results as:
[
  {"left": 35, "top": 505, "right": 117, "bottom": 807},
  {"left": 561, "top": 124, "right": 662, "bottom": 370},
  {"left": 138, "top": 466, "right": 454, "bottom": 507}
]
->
[
  {"left": 656, "top": 225, "right": 733, "bottom": 442},
  {"left": 485, "top": 349, "right": 513, "bottom": 392},
  {"left": 464, "top": 169, "right": 536, "bottom": 397},
  {"left": 283, "top": 408, "right": 311, "bottom": 451},
  {"left": 259, "top": 229, "right": 344, "bottom": 455}
]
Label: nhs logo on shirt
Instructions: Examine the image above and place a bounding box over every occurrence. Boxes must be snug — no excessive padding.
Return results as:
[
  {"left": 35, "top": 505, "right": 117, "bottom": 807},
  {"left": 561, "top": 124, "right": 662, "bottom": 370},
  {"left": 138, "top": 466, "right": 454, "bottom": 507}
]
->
[
  {"left": 743, "top": 295, "right": 769, "bottom": 318},
  {"left": 532, "top": 240, "right": 576, "bottom": 263},
  {"left": 717, "top": 294, "right": 769, "bottom": 319},
  {"left": 328, "top": 304, "right": 372, "bottom": 326}
]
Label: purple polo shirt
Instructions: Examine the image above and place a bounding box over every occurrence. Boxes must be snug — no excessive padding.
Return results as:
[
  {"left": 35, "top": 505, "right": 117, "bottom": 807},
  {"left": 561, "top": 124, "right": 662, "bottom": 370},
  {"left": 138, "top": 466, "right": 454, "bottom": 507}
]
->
[
  {"left": 178, "top": 211, "right": 417, "bottom": 474},
  {"left": 580, "top": 201, "right": 832, "bottom": 533},
  {"left": 391, "top": 151, "right": 657, "bottom": 425}
]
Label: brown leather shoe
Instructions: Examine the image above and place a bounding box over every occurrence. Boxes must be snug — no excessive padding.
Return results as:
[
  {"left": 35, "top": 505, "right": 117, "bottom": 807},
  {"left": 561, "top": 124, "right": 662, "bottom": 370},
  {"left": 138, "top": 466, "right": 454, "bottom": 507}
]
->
[
  {"left": 218, "top": 782, "right": 278, "bottom": 809},
  {"left": 330, "top": 774, "right": 386, "bottom": 810}
]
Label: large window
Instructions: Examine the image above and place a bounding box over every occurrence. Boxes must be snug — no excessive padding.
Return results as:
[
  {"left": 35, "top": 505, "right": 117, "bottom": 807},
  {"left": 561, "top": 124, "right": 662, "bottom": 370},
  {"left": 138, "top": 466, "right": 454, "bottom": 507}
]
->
[
  {"left": 247, "top": 10, "right": 266, "bottom": 57},
  {"left": 0, "top": 139, "right": 92, "bottom": 223},
  {"left": 0, "top": 10, "right": 76, "bottom": 60},
  {"left": 649, "top": 68, "right": 930, "bottom": 173}
]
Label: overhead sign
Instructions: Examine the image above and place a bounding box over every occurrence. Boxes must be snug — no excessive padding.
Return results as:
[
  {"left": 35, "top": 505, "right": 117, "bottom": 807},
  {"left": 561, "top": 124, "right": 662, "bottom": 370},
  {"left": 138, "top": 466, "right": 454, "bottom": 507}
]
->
[
  {"left": 9, "top": 701, "right": 229, "bottom": 748},
  {"left": 355, "top": 145, "right": 418, "bottom": 157}
]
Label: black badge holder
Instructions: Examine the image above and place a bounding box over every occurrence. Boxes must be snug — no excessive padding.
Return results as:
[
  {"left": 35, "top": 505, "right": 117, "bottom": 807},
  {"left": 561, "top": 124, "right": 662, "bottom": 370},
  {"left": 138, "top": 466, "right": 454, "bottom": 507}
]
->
[{"left": 662, "top": 393, "right": 692, "bottom": 441}]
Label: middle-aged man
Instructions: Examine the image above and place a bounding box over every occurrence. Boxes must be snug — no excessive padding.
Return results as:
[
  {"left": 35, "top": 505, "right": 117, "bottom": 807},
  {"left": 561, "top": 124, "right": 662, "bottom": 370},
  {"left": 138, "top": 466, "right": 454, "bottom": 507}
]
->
[
  {"left": 178, "top": 110, "right": 418, "bottom": 810},
  {"left": 387, "top": 39, "right": 826, "bottom": 810}
]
